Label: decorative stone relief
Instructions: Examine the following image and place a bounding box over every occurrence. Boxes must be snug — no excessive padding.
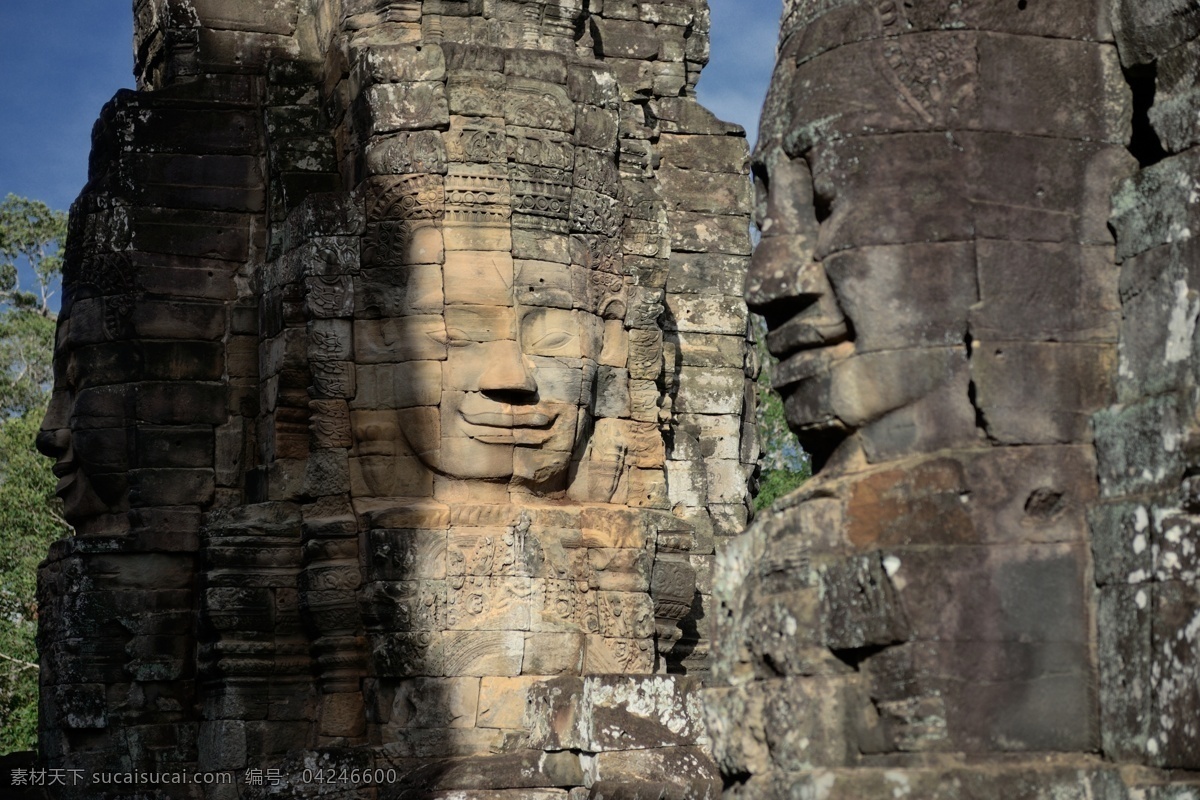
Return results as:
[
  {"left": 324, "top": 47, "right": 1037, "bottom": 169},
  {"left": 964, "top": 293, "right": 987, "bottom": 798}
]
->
[{"left": 36, "top": 0, "right": 751, "bottom": 796}]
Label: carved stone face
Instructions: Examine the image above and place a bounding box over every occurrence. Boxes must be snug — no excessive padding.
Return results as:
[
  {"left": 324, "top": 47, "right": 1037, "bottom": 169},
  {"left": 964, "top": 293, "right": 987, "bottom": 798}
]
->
[
  {"left": 36, "top": 338, "right": 129, "bottom": 524},
  {"left": 424, "top": 249, "right": 601, "bottom": 482},
  {"left": 349, "top": 62, "right": 628, "bottom": 496},
  {"left": 36, "top": 386, "right": 110, "bottom": 522},
  {"left": 747, "top": 31, "right": 988, "bottom": 469},
  {"left": 350, "top": 229, "right": 608, "bottom": 493},
  {"left": 747, "top": 143, "right": 975, "bottom": 470}
]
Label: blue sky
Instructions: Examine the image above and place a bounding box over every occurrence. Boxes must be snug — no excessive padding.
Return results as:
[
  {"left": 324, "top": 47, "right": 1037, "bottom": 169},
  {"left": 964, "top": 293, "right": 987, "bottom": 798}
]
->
[
  {"left": 0, "top": 0, "right": 780, "bottom": 215},
  {"left": 702, "top": 0, "right": 783, "bottom": 148},
  {"left": 0, "top": 3, "right": 135, "bottom": 213}
]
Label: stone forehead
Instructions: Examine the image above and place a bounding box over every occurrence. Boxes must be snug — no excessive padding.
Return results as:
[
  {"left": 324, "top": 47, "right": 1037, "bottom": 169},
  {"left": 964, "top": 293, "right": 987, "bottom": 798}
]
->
[
  {"left": 778, "top": 0, "right": 858, "bottom": 43},
  {"left": 363, "top": 56, "right": 630, "bottom": 235}
]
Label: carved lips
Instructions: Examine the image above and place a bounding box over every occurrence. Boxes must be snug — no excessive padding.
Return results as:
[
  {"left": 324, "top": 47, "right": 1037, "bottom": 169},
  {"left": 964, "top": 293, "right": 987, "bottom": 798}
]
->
[{"left": 457, "top": 406, "right": 558, "bottom": 446}]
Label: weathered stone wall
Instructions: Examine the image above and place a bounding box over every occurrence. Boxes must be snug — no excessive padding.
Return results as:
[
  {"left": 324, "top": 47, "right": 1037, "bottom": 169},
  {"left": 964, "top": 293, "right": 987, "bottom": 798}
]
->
[
  {"left": 1095, "top": 0, "right": 1200, "bottom": 777},
  {"left": 36, "top": 2, "right": 753, "bottom": 797},
  {"left": 706, "top": 0, "right": 1200, "bottom": 798}
]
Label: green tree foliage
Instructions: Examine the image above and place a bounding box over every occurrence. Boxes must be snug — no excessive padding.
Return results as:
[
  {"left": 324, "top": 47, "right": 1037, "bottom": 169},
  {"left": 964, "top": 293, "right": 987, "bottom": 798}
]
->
[
  {"left": 0, "top": 406, "right": 66, "bottom": 752},
  {"left": 751, "top": 315, "right": 811, "bottom": 512},
  {"left": 0, "top": 310, "right": 57, "bottom": 420},
  {"left": 0, "top": 194, "right": 67, "bottom": 315},
  {"left": 0, "top": 195, "right": 65, "bottom": 420},
  {"left": 0, "top": 195, "right": 69, "bottom": 752}
]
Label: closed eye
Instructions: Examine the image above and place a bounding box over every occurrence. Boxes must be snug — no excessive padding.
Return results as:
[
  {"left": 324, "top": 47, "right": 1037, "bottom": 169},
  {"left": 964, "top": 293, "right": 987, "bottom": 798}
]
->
[
  {"left": 431, "top": 328, "right": 474, "bottom": 347},
  {"left": 528, "top": 331, "right": 576, "bottom": 352}
]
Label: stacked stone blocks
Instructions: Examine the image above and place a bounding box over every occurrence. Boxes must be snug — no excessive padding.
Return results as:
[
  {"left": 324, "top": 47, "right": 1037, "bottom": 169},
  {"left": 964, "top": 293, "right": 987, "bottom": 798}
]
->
[{"left": 37, "top": 1, "right": 752, "bottom": 797}]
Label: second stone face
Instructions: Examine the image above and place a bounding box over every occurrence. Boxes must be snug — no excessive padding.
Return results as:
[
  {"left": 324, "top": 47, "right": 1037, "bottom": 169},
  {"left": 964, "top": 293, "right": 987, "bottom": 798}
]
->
[{"left": 710, "top": 0, "right": 1166, "bottom": 794}]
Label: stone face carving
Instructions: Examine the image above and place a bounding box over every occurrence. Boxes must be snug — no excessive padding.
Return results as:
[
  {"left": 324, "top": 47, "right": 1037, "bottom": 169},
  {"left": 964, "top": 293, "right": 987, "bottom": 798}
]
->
[
  {"left": 36, "top": 0, "right": 753, "bottom": 795},
  {"left": 345, "top": 106, "right": 619, "bottom": 489},
  {"left": 708, "top": 0, "right": 1200, "bottom": 796}
]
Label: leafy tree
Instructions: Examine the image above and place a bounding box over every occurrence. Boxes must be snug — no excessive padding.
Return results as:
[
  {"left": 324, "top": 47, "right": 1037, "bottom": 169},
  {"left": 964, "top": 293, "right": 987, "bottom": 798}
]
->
[
  {"left": 0, "top": 195, "right": 65, "bottom": 420},
  {"left": 0, "top": 406, "right": 66, "bottom": 752},
  {"left": 0, "top": 195, "right": 69, "bottom": 752},
  {"left": 0, "top": 194, "right": 67, "bottom": 316},
  {"left": 0, "top": 310, "right": 57, "bottom": 421}
]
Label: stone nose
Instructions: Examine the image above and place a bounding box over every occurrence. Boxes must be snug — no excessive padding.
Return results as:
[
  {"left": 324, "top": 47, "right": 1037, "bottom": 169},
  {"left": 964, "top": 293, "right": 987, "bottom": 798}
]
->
[
  {"left": 35, "top": 427, "right": 70, "bottom": 460},
  {"left": 479, "top": 339, "right": 537, "bottom": 397},
  {"left": 753, "top": 152, "right": 821, "bottom": 240},
  {"left": 36, "top": 391, "right": 72, "bottom": 459},
  {"left": 746, "top": 238, "right": 832, "bottom": 313},
  {"left": 746, "top": 153, "right": 829, "bottom": 315}
]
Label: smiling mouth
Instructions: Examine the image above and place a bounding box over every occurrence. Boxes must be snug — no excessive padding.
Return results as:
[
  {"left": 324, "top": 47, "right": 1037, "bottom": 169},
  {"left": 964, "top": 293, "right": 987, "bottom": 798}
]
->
[
  {"left": 767, "top": 313, "right": 850, "bottom": 359},
  {"left": 52, "top": 468, "right": 76, "bottom": 498},
  {"left": 459, "top": 411, "right": 556, "bottom": 444}
]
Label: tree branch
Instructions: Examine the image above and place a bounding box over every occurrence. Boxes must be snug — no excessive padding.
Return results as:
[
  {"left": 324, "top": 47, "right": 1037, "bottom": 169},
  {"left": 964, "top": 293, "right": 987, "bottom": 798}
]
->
[
  {"left": 0, "top": 651, "right": 39, "bottom": 671},
  {"left": 46, "top": 507, "right": 72, "bottom": 530}
]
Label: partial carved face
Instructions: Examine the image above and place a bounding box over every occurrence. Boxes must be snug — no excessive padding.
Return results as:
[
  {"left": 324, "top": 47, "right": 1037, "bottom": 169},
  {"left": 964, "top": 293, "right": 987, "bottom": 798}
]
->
[
  {"left": 350, "top": 229, "right": 608, "bottom": 493},
  {"left": 36, "top": 328, "right": 129, "bottom": 524},
  {"left": 747, "top": 30, "right": 981, "bottom": 469},
  {"left": 425, "top": 249, "right": 601, "bottom": 481}
]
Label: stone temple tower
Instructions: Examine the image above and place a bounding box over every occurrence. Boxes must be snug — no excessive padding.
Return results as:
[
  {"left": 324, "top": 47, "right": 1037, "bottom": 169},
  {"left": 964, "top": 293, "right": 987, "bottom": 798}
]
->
[
  {"left": 706, "top": 1, "right": 1200, "bottom": 798},
  {"left": 35, "top": 1, "right": 754, "bottom": 797}
]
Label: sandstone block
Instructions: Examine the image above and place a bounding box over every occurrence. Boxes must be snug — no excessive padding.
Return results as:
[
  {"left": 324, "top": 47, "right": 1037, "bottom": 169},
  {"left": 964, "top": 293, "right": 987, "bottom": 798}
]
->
[
  {"left": 589, "top": 548, "right": 652, "bottom": 593},
  {"left": 972, "top": 341, "right": 1115, "bottom": 444},
  {"left": 657, "top": 135, "right": 748, "bottom": 174},
  {"left": 809, "top": 134, "right": 973, "bottom": 257},
  {"left": 526, "top": 675, "right": 705, "bottom": 752},
  {"left": 366, "top": 82, "right": 450, "bottom": 133},
  {"left": 1149, "top": 580, "right": 1200, "bottom": 768},
  {"left": 1113, "top": 0, "right": 1200, "bottom": 65},
  {"left": 583, "top": 635, "right": 653, "bottom": 674},
  {"left": 969, "top": 134, "right": 1135, "bottom": 247},
  {"left": 522, "top": 632, "right": 585, "bottom": 675},
  {"left": 823, "top": 242, "right": 974, "bottom": 353},
  {"left": 366, "top": 130, "right": 449, "bottom": 176},
  {"left": 664, "top": 294, "right": 747, "bottom": 336},
  {"left": 388, "top": 676, "right": 479, "bottom": 729},
  {"left": 361, "top": 580, "right": 446, "bottom": 633},
  {"left": 592, "top": 747, "right": 720, "bottom": 799},
  {"left": 978, "top": 34, "right": 1129, "bottom": 144},
  {"left": 1094, "top": 393, "right": 1187, "bottom": 499},
  {"left": 674, "top": 367, "right": 744, "bottom": 415},
  {"left": 1112, "top": 240, "right": 1200, "bottom": 402},
  {"left": 371, "top": 631, "right": 445, "bottom": 677},
  {"left": 368, "top": 529, "right": 448, "bottom": 581},
  {"left": 477, "top": 675, "right": 546, "bottom": 730},
  {"left": 196, "top": 28, "right": 301, "bottom": 74},
  {"left": 362, "top": 43, "right": 447, "bottom": 82},
  {"left": 1097, "top": 584, "right": 1152, "bottom": 763},
  {"left": 972, "top": 242, "right": 1118, "bottom": 344},
  {"left": 669, "top": 212, "right": 752, "bottom": 256},
  {"left": 351, "top": 361, "right": 442, "bottom": 409},
  {"left": 590, "top": 18, "right": 660, "bottom": 59},
  {"left": 443, "top": 630, "right": 524, "bottom": 676},
  {"left": 47, "top": 683, "right": 108, "bottom": 730}
]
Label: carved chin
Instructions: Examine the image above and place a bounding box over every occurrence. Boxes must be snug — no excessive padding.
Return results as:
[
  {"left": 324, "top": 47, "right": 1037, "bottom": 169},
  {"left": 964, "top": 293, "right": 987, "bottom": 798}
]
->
[
  {"left": 431, "top": 438, "right": 575, "bottom": 482},
  {"left": 58, "top": 470, "right": 110, "bottom": 522},
  {"left": 437, "top": 437, "right": 517, "bottom": 479},
  {"left": 513, "top": 447, "right": 573, "bottom": 484}
]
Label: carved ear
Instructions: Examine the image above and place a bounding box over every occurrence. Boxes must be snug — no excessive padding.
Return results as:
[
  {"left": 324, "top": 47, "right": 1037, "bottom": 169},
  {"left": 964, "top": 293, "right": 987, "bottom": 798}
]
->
[{"left": 591, "top": 270, "right": 628, "bottom": 320}]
